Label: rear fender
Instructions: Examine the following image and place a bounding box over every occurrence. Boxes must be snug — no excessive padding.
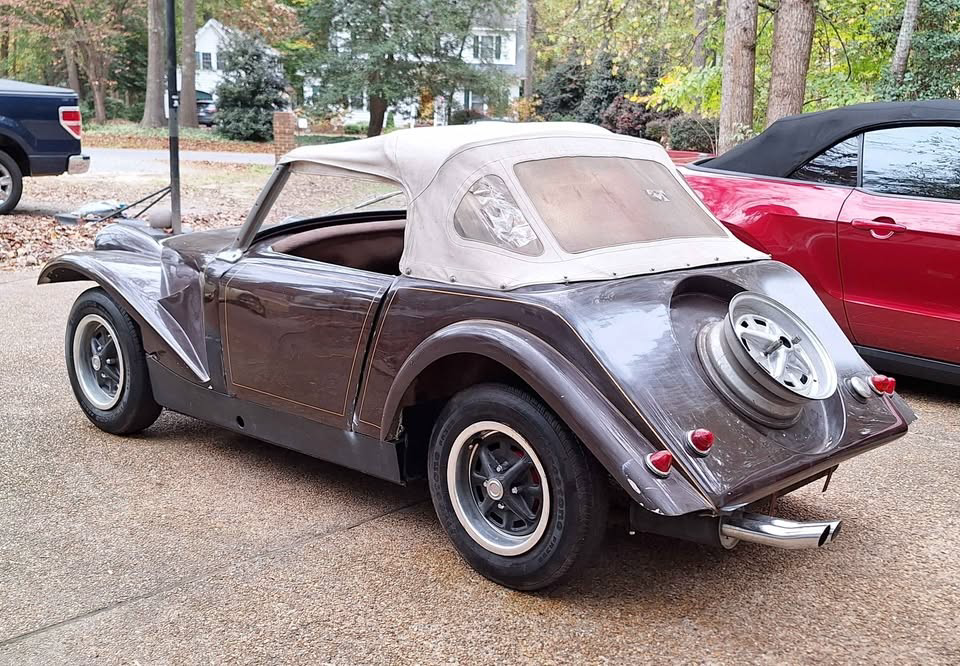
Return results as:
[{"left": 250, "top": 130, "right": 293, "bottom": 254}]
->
[
  {"left": 380, "top": 320, "right": 714, "bottom": 516},
  {"left": 38, "top": 249, "right": 209, "bottom": 383}
]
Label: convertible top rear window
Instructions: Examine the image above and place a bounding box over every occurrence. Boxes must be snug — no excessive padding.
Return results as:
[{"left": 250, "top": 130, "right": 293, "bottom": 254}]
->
[{"left": 514, "top": 157, "right": 725, "bottom": 254}]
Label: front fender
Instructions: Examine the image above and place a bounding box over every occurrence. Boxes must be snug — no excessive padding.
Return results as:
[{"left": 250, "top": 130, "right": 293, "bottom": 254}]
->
[
  {"left": 382, "top": 320, "right": 714, "bottom": 516},
  {"left": 38, "top": 250, "right": 209, "bottom": 383}
]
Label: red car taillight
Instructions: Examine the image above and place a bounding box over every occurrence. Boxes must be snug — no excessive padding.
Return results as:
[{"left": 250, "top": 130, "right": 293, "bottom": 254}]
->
[
  {"left": 687, "top": 428, "right": 715, "bottom": 456},
  {"left": 59, "top": 106, "right": 83, "bottom": 140},
  {"left": 645, "top": 450, "right": 673, "bottom": 478},
  {"left": 870, "top": 374, "right": 896, "bottom": 394}
]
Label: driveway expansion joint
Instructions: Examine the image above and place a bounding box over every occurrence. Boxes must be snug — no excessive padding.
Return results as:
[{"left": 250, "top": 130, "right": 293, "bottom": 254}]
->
[{"left": 0, "top": 497, "right": 429, "bottom": 649}]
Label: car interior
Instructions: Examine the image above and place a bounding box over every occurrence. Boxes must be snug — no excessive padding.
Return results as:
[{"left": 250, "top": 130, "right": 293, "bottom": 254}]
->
[{"left": 269, "top": 219, "right": 407, "bottom": 275}]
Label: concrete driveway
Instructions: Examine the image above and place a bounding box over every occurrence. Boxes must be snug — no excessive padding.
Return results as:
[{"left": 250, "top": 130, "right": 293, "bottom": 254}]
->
[{"left": 1, "top": 272, "right": 958, "bottom": 664}]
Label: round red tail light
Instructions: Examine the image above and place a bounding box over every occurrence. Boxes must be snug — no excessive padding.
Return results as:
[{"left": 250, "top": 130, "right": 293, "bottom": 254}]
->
[
  {"left": 645, "top": 450, "right": 673, "bottom": 478},
  {"left": 870, "top": 375, "right": 896, "bottom": 394},
  {"left": 688, "top": 429, "right": 715, "bottom": 456}
]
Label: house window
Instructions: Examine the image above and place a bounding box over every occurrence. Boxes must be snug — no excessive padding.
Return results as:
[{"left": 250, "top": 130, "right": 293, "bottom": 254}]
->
[
  {"left": 201, "top": 52, "right": 213, "bottom": 70},
  {"left": 195, "top": 51, "right": 200, "bottom": 70},
  {"left": 472, "top": 35, "right": 502, "bottom": 61}
]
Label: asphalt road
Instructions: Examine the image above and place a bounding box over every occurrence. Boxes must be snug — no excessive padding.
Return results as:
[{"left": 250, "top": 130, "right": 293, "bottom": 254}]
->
[
  {"left": 85, "top": 148, "right": 275, "bottom": 174},
  {"left": 1, "top": 271, "right": 958, "bottom": 664}
]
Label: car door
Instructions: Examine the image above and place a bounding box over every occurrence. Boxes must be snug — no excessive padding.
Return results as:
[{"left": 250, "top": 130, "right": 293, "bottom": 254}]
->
[
  {"left": 220, "top": 252, "right": 390, "bottom": 431},
  {"left": 837, "top": 125, "right": 960, "bottom": 364}
]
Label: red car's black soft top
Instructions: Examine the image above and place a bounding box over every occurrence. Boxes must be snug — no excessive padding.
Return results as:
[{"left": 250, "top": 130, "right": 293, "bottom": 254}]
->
[{"left": 701, "top": 99, "right": 960, "bottom": 178}]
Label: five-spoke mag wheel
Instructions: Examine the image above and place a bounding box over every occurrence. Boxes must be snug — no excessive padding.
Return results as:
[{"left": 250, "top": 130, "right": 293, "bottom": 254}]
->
[
  {"left": 66, "top": 288, "right": 162, "bottom": 434},
  {"left": 448, "top": 421, "right": 550, "bottom": 556},
  {"left": 72, "top": 314, "right": 125, "bottom": 410},
  {"left": 429, "top": 383, "right": 608, "bottom": 591}
]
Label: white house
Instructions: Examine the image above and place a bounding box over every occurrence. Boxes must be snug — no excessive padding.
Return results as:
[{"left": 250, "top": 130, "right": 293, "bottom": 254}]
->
[
  {"left": 174, "top": 18, "right": 231, "bottom": 100},
  {"left": 181, "top": 10, "right": 530, "bottom": 126},
  {"left": 304, "top": 2, "right": 530, "bottom": 126}
]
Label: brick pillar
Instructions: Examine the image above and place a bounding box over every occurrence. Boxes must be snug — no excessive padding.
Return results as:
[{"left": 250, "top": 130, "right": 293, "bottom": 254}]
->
[{"left": 273, "top": 111, "right": 297, "bottom": 162}]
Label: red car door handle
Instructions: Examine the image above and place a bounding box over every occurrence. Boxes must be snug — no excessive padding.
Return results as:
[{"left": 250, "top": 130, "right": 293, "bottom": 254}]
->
[{"left": 851, "top": 218, "right": 907, "bottom": 239}]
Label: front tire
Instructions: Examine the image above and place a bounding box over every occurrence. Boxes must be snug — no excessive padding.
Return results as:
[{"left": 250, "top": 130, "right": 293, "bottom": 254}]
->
[
  {"left": 428, "top": 384, "right": 608, "bottom": 591},
  {"left": 0, "top": 150, "right": 24, "bottom": 214},
  {"left": 65, "top": 288, "right": 162, "bottom": 434}
]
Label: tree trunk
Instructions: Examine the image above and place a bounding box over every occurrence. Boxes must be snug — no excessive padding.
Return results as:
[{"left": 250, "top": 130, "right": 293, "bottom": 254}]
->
[
  {"left": 765, "top": 0, "right": 815, "bottom": 126},
  {"left": 891, "top": 0, "right": 921, "bottom": 84},
  {"left": 65, "top": 43, "right": 82, "bottom": 99},
  {"left": 368, "top": 95, "right": 387, "bottom": 137},
  {"left": 180, "top": 0, "right": 199, "bottom": 128},
  {"left": 91, "top": 79, "right": 107, "bottom": 124},
  {"left": 718, "top": 0, "right": 758, "bottom": 153},
  {"left": 525, "top": 0, "right": 537, "bottom": 96},
  {"left": 693, "top": 0, "right": 709, "bottom": 68},
  {"left": 0, "top": 25, "right": 8, "bottom": 78},
  {"left": 141, "top": 0, "right": 166, "bottom": 128}
]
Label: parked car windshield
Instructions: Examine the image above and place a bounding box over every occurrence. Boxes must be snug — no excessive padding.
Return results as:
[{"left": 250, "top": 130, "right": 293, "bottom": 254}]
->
[
  {"left": 514, "top": 156, "right": 725, "bottom": 254},
  {"left": 262, "top": 171, "right": 407, "bottom": 227}
]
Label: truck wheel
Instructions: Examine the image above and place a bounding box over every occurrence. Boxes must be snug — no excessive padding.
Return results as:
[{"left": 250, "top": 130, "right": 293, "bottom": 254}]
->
[
  {"left": 0, "top": 150, "right": 24, "bottom": 214},
  {"left": 428, "top": 383, "right": 608, "bottom": 591},
  {"left": 65, "top": 288, "right": 162, "bottom": 434}
]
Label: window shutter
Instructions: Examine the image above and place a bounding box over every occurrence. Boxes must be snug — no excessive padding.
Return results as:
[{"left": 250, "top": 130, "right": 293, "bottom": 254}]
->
[
  {"left": 495, "top": 36, "right": 502, "bottom": 60},
  {"left": 472, "top": 35, "right": 479, "bottom": 59}
]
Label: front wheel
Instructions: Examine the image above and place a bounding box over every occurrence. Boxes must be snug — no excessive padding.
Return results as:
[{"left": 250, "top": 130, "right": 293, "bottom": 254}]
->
[
  {"left": 65, "top": 288, "right": 162, "bottom": 434},
  {"left": 428, "top": 384, "right": 608, "bottom": 591}
]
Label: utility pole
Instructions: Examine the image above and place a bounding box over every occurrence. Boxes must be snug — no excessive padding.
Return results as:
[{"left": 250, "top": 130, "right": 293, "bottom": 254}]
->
[{"left": 165, "top": 0, "right": 182, "bottom": 233}]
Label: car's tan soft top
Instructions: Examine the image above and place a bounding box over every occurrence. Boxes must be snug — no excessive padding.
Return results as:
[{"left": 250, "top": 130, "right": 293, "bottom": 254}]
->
[{"left": 277, "top": 123, "right": 765, "bottom": 290}]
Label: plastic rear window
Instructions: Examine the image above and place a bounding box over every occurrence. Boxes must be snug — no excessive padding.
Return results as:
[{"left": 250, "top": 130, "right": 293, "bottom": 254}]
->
[{"left": 514, "top": 156, "right": 725, "bottom": 254}]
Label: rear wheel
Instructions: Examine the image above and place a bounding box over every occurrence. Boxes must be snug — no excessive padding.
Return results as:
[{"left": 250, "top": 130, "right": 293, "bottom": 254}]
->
[
  {"left": 66, "top": 288, "right": 162, "bottom": 434},
  {"left": 0, "top": 150, "right": 24, "bottom": 214},
  {"left": 428, "top": 384, "right": 608, "bottom": 591}
]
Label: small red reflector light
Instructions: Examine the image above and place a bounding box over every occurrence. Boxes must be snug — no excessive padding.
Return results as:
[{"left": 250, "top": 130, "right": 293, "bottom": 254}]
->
[
  {"left": 688, "top": 428, "right": 715, "bottom": 455},
  {"left": 645, "top": 450, "right": 673, "bottom": 478},
  {"left": 870, "top": 375, "right": 896, "bottom": 394}
]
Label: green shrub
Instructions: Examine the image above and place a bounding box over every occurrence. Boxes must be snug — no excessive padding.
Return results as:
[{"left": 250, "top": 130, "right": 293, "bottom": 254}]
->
[
  {"left": 343, "top": 123, "right": 369, "bottom": 135},
  {"left": 449, "top": 109, "right": 487, "bottom": 125},
  {"left": 577, "top": 53, "right": 622, "bottom": 125},
  {"left": 536, "top": 59, "right": 586, "bottom": 121},
  {"left": 215, "top": 32, "right": 287, "bottom": 142},
  {"left": 644, "top": 118, "right": 670, "bottom": 143},
  {"left": 668, "top": 114, "right": 718, "bottom": 152}
]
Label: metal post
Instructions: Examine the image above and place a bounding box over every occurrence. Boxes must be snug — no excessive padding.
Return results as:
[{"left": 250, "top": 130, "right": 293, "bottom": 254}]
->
[{"left": 165, "top": 0, "right": 182, "bottom": 233}]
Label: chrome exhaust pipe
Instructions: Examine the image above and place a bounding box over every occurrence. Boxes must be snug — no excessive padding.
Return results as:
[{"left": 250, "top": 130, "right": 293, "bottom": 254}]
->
[{"left": 720, "top": 512, "right": 842, "bottom": 550}]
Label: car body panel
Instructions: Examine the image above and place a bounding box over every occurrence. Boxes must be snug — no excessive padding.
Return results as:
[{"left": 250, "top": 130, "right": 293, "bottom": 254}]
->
[
  {"left": 837, "top": 188, "right": 960, "bottom": 364},
  {"left": 682, "top": 167, "right": 854, "bottom": 334},
  {"left": 356, "top": 261, "right": 908, "bottom": 510}
]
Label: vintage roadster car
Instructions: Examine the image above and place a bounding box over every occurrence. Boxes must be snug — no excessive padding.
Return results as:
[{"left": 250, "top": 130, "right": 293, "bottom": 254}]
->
[{"left": 40, "top": 123, "right": 915, "bottom": 590}]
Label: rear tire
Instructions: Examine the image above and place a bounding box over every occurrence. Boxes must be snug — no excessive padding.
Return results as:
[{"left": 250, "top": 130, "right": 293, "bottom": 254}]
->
[
  {"left": 0, "top": 150, "right": 24, "bottom": 214},
  {"left": 65, "top": 288, "right": 162, "bottom": 434},
  {"left": 428, "top": 383, "right": 608, "bottom": 591}
]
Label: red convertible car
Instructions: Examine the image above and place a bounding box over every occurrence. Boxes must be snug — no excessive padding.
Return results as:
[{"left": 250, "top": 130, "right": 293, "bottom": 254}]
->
[{"left": 682, "top": 101, "right": 960, "bottom": 385}]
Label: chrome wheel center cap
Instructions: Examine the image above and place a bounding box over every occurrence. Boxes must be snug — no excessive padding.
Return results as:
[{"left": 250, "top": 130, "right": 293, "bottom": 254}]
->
[
  {"left": 91, "top": 355, "right": 102, "bottom": 371},
  {"left": 485, "top": 479, "right": 504, "bottom": 500}
]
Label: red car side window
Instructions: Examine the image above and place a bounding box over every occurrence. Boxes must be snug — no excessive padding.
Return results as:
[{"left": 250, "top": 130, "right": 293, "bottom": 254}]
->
[
  {"left": 862, "top": 125, "right": 960, "bottom": 200},
  {"left": 791, "top": 135, "right": 860, "bottom": 187}
]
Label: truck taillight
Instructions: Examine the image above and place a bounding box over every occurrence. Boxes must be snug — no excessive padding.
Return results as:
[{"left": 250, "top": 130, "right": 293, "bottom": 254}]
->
[{"left": 59, "top": 106, "right": 83, "bottom": 140}]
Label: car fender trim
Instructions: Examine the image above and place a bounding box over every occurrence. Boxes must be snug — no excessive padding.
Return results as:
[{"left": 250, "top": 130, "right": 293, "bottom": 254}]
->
[
  {"left": 381, "top": 319, "right": 715, "bottom": 516},
  {"left": 38, "top": 251, "right": 210, "bottom": 383}
]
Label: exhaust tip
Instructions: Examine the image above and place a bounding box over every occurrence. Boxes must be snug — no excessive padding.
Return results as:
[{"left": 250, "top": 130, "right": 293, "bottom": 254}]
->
[{"left": 822, "top": 521, "right": 842, "bottom": 546}]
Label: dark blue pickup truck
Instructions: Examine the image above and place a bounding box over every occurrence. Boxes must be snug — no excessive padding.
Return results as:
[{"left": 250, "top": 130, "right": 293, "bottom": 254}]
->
[{"left": 0, "top": 79, "right": 90, "bottom": 214}]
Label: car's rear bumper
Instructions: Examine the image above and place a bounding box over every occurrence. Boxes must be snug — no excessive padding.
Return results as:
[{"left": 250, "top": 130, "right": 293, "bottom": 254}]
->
[{"left": 67, "top": 154, "right": 90, "bottom": 174}]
